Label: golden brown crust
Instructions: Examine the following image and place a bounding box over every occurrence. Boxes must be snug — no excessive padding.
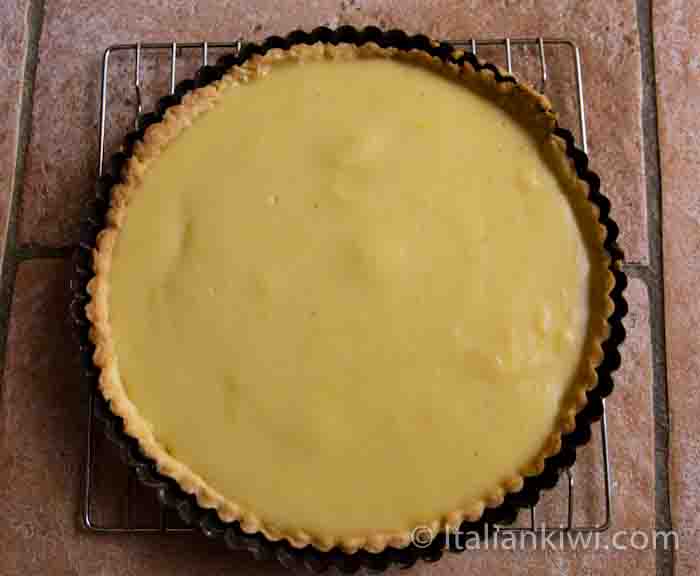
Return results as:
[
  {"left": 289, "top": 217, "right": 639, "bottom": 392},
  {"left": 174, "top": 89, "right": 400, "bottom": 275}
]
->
[{"left": 85, "top": 41, "right": 614, "bottom": 554}]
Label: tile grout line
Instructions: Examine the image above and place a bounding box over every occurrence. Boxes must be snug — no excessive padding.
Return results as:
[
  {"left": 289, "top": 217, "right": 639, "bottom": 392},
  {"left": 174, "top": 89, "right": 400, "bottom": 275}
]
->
[
  {"left": 15, "top": 244, "right": 74, "bottom": 261},
  {"left": 623, "top": 262, "right": 657, "bottom": 283},
  {"left": 636, "top": 2, "right": 673, "bottom": 576},
  {"left": 0, "top": 0, "right": 47, "bottom": 383}
]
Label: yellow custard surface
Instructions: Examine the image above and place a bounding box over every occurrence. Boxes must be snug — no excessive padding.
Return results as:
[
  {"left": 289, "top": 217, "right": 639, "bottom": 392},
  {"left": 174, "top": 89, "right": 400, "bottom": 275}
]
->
[{"left": 108, "top": 55, "right": 594, "bottom": 541}]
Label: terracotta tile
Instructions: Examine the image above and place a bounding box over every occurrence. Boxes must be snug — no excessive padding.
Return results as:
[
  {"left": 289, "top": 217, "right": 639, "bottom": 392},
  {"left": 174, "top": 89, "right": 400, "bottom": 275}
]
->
[
  {"left": 0, "top": 0, "right": 30, "bottom": 268},
  {"left": 20, "top": 0, "right": 647, "bottom": 263},
  {"left": 653, "top": 1, "right": 700, "bottom": 574},
  {"left": 0, "top": 260, "right": 288, "bottom": 575},
  {"left": 87, "top": 423, "right": 129, "bottom": 527}
]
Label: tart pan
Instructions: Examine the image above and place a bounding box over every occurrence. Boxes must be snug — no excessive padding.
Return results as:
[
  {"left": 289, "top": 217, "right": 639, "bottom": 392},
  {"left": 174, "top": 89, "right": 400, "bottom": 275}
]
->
[{"left": 71, "top": 25, "right": 628, "bottom": 572}]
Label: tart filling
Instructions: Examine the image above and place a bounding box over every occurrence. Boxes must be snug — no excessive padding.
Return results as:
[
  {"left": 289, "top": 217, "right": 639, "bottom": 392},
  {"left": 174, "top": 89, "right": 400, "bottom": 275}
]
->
[{"left": 87, "top": 42, "right": 613, "bottom": 553}]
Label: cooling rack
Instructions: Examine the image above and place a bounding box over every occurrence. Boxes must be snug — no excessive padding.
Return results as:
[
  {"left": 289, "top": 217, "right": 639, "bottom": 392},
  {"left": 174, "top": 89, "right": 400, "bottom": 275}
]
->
[{"left": 83, "top": 36, "right": 612, "bottom": 537}]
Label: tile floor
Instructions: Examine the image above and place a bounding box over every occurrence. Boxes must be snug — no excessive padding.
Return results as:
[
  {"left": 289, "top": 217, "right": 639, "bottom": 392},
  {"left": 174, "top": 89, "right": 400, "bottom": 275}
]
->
[{"left": 0, "top": 1, "right": 695, "bottom": 574}]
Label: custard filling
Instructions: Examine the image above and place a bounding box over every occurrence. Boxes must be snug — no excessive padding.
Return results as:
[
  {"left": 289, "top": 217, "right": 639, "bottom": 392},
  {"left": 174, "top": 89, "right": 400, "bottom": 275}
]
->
[{"left": 109, "top": 56, "right": 591, "bottom": 538}]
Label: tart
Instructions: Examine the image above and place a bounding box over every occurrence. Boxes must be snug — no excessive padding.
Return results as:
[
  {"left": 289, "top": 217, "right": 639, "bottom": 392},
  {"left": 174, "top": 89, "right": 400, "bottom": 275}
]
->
[{"left": 86, "top": 39, "right": 616, "bottom": 554}]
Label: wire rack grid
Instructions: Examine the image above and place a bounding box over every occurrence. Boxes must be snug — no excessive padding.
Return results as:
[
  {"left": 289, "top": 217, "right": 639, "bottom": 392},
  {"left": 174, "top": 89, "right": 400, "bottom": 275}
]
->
[{"left": 84, "top": 36, "right": 612, "bottom": 537}]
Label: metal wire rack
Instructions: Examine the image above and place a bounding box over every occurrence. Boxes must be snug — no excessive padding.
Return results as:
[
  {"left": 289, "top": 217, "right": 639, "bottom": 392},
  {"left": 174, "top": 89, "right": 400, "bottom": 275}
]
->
[{"left": 84, "top": 37, "right": 612, "bottom": 536}]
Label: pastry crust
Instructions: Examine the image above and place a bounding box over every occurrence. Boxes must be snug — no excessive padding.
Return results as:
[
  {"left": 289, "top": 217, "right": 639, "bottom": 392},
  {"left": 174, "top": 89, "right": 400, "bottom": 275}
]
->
[{"left": 86, "top": 41, "right": 616, "bottom": 553}]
